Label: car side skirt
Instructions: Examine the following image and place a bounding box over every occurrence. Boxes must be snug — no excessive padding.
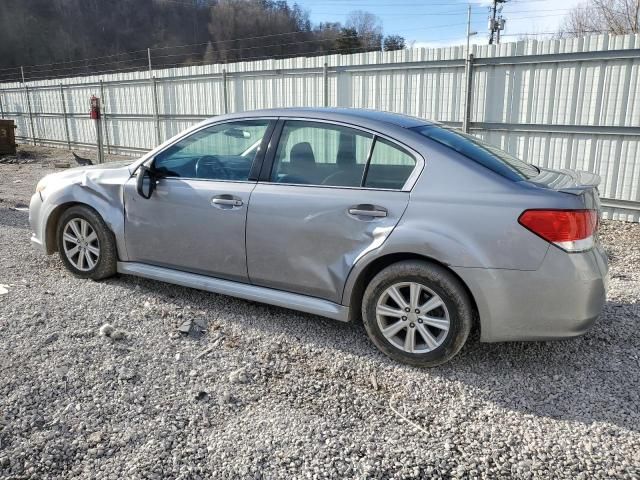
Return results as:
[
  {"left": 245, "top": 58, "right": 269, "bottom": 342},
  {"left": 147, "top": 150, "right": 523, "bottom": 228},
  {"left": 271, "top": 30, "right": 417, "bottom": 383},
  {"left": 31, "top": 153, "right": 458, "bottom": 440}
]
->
[{"left": 116, "top": 262, "right": 350, "bottom": 322}]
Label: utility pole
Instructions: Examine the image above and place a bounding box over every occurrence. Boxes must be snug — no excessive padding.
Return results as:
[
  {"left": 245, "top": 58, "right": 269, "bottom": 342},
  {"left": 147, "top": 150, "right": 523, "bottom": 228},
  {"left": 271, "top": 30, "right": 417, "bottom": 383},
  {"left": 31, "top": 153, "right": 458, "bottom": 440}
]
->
[
  {"left": 488, "top": 0, "right": 507, "bottom": 45},
  {"left": 463, "top": 4, "right": 477, "bottom": 133},
  {"left": 466, "top": 5, "right": 477, "bottom": 57}
]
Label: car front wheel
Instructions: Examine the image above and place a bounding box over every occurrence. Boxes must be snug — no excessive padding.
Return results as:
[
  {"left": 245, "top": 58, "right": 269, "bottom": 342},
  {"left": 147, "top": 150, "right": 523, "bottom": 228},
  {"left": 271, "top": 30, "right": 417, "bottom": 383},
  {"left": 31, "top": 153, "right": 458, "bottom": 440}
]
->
[
  {"left": 56, "top": 205, "right": 117, "bottom": 280},
  {"left": 362, "top": 260, "right": 473, "bottom": 367}
]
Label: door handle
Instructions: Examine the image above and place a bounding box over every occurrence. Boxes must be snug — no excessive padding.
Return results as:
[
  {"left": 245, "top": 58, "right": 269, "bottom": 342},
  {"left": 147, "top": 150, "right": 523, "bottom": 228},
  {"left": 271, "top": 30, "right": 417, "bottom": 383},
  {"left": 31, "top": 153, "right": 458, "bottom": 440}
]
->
[
  {"left": 211, "top": 196, "right": 243, "bottom": 207},
  {"left": 348, "top": 205, "right": 387, "bottom": 218}
]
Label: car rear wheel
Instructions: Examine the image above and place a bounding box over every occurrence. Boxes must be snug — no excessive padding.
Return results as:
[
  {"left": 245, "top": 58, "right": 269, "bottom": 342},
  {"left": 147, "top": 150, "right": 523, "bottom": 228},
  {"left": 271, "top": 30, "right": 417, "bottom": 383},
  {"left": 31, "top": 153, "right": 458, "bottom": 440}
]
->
[
  {"left": 362, "top": 260, "right": 473, "bottom": 367},
  {"left": 56, "top": 205, "right": 117, "bottom": 280}
]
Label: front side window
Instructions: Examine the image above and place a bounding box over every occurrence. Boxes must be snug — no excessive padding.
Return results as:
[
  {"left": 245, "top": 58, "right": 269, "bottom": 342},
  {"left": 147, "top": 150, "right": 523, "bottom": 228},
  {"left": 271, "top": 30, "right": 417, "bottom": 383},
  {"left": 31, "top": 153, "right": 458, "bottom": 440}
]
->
[
  {"left": 154, "top": 120, "right": 270, "bottom": 181},
  {"left": 270, "top": 121, "right": 374, "bottom": 187}
]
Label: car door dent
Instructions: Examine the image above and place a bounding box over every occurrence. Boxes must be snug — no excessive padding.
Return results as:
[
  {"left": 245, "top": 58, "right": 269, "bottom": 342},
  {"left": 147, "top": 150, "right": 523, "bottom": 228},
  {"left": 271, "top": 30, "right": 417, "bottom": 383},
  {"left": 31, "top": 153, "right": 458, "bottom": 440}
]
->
[
  {"left": 246, "top": 184, "right": 410, "bottom": 303},
  {"left": 354, "top": 225, "right": 395, "bottom": 264}
]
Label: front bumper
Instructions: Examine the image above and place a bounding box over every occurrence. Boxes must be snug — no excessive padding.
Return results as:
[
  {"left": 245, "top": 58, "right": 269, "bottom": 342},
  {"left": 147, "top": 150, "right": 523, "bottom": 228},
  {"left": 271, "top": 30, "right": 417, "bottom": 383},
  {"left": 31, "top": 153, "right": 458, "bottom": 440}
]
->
[
  {"left": 454, "top": 242, "right": 609, "bottom": 342},
  {"left": 29, "top": 192, "right": 47, "bottom": 253}
]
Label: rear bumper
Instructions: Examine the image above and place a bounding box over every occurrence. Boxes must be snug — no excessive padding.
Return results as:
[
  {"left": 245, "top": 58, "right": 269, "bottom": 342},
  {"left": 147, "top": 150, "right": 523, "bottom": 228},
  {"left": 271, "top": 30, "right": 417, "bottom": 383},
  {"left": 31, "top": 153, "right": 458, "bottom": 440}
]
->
[{"left": 453, "top": 243, "right": 608, "bottom": 342}]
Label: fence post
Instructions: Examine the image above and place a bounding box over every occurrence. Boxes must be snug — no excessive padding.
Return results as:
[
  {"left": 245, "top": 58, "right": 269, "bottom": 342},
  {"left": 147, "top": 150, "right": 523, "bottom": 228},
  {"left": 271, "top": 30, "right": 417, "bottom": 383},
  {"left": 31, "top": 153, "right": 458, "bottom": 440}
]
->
[
  {"left": 100, "top": 80, "right": 110, "bottom": 154},
  {"left": 0, "top": 88, "right": 4, "bottom": 119},
  {"left": 222, "top": 68, "right": 229, "bottom": 114},
  {"left": 95, "top": 111, "right": 105, "bottom": 164},
  {"left": 151, "top": 77, "right": 161, "bottom": 145},
  {"left": 59, "top": 84, "right": 71, "bottom": 150},
  {"left": 21, "top": 66, "right": 37, "bottom": 145},
  {"left": 323, "top": 62, "right": 329, "bottom": 107},
  {"left": 462, "top": 53, "right": 474, "bottom": 133},
  {"left": 148, "top": 48, "right": 161, "bottom": 146}
]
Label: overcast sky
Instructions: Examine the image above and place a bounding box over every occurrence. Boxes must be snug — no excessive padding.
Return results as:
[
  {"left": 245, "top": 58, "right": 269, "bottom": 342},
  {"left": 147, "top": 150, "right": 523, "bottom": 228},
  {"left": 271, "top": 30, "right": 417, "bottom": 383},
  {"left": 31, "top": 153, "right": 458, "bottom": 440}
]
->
[{"left": 292, "top": 0, "right": 586, "bottom": 48}]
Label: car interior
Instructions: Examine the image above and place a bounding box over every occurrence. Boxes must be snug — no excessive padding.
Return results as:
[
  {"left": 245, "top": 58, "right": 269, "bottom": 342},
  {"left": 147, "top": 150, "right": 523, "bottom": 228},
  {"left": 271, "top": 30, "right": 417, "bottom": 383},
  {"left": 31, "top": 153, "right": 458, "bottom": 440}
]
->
[{"left": 273, "top": 128, "right": 417, "bottom": 190}]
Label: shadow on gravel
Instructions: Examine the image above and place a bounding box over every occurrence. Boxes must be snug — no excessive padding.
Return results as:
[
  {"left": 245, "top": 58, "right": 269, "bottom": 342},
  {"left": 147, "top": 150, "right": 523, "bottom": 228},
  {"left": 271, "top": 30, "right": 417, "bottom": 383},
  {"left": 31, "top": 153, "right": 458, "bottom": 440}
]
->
[
  {"left": 0, "top": 207, "right": 31, "bottom": 228},
  {"left": 437, "top": 299, "right": 640, "bottom": 433},
  {"left": 118, "top": 271, "right": 640, "bottom": 433}
]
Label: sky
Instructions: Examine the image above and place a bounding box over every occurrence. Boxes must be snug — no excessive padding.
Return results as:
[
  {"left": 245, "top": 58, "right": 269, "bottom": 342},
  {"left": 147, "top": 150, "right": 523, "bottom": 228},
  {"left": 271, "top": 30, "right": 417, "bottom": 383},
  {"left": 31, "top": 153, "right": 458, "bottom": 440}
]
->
[{"left": 291, "top": 0, "right": 586, "bottom": 48}]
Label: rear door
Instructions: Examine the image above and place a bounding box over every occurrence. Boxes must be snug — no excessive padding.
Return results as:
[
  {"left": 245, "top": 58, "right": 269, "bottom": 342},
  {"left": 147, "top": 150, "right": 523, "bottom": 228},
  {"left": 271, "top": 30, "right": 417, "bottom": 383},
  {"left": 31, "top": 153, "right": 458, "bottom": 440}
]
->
[
  {"left": 245, "top": 119, "right": 421, "bottom": 303},
  {"left": 124, "top": 119, "right": 274, "bottom": 282}
]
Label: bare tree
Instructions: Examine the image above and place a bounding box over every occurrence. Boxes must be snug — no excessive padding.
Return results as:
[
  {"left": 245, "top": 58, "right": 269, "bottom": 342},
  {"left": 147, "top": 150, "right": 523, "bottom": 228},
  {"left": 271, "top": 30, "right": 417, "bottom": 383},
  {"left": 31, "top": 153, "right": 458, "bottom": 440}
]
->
[
  {"left": 0, "top": 0, "right": 403, "bottom": 79},
  {"left": 558, "top": 0, "right": 640, "bottom": 37},
  {"left": 346, "top": 10, "right": 383, "bottom": 51}
]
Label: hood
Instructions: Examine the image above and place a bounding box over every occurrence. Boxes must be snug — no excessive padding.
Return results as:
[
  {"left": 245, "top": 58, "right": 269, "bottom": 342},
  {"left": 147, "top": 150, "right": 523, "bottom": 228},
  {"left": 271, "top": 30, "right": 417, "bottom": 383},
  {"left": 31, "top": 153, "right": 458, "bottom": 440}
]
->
[
  {"left": 45, "top": 160, "right": 132, "bottom": 181},
  {"left": 39, "top": 160, "right": 135, "bottom": 196},
  {"left": 67, "top": 159, "right": 133, "bottom": 173}
]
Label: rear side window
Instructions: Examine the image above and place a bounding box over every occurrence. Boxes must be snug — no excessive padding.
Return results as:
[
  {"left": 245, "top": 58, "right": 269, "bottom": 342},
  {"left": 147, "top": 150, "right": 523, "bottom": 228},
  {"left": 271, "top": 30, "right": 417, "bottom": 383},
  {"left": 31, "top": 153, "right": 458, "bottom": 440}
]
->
[
  {"left": 270, "top": 120, "right": 418, "bottom": 190},
  {"left": 364, "top": 138, "right": 416, "bottom": 190},
  {"left": 411, "top": 125, "right": 539, "bottom": 181},
  {"left": 270, "top": 121, "right": 373, "bottom": 187}
]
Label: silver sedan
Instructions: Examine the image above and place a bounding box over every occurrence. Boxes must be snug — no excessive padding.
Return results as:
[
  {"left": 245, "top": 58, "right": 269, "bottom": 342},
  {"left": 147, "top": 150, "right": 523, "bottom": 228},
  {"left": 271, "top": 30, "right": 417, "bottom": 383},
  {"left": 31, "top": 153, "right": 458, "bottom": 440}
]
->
[{"left": 29, "top": 108, "right": 608, "bottom": 366}]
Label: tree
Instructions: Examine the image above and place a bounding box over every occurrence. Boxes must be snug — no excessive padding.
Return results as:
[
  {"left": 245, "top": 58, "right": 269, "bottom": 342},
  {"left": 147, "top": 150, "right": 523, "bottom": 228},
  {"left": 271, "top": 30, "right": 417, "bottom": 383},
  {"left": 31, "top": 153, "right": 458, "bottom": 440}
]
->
[
  {"left": 346, "top": 10, "right": 383, "bottom": 51},
  {"left": 335, "top": 27, "right": 362, "bottom": 54},
  {"left": 203, "top": 41, "right": 216, "bottom": 64},
  {"left": 0, "top": 0, "right": 399, "bottom": 79},
  {"left": 383, "top": 35, "right": 405, "bottom": 51},
  {"left": 558, "top": 0, "right": 640, "bottom": 38}
]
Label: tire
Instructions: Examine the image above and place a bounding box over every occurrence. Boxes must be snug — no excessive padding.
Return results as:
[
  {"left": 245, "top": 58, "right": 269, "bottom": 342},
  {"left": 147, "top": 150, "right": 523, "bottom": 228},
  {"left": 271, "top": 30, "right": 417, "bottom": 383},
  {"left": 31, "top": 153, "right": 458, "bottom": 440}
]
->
[
  {"left": 56, "top": 205, "right": 117, "bottom": 280},
  {"left": 362, "top": 260, "right": 473, "bottom": 367}
]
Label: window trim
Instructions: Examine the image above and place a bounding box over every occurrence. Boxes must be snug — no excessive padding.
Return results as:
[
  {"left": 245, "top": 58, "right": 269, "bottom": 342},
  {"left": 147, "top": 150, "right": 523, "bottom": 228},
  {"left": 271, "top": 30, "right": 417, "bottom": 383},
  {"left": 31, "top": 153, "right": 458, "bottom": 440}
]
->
[
  {"left": 259, "top": 117, "right": 424, "bottom": 192},
  {"left": 137, "top": 117, "right": 278, "bottom": 184}
]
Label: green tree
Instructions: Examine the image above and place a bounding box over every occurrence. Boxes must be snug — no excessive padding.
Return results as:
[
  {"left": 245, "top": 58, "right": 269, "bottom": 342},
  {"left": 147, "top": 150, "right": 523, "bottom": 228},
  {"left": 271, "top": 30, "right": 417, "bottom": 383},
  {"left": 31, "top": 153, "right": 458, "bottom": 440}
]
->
[
  {"left": 335, "top": 27, "right": 363, "bottom": 55},
  {"left": 383, "top": 35, "right": 405, "bottom": 51}
]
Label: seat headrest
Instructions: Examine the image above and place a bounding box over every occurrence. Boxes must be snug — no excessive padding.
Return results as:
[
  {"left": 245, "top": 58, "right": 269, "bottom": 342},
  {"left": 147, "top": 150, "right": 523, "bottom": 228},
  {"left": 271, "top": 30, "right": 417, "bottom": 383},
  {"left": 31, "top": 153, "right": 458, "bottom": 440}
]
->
[{"left": 290, "top": 142, "right": 315, "bottom": 165}]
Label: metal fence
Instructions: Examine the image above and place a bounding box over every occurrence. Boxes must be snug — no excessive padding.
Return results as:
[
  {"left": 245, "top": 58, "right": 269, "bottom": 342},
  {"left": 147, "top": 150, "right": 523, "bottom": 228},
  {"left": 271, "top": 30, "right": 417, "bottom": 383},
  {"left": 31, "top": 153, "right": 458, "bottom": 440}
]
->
[{"left": 1, "top": 33, "right": 639, "bottom": 221}]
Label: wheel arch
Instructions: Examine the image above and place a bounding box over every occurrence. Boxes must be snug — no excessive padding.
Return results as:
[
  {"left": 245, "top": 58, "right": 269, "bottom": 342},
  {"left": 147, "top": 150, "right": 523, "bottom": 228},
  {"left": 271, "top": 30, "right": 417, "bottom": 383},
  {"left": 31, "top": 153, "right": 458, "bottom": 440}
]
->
[
  {"left": 45, "top": 201, "right": 116, "bottom": 255},
  {"left": 45, "top": 202, "right": 83, "bottom": 254},
  {"left": 344, "top": 253, "right": 480, "bottom": 331}
]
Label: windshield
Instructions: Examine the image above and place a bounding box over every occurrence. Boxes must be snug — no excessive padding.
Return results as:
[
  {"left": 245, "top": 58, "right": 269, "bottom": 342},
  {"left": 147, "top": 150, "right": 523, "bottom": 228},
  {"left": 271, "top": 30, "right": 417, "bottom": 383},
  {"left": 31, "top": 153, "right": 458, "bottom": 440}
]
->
[{"left": 411, "top": 125, "right": 539, "bottom": 181}]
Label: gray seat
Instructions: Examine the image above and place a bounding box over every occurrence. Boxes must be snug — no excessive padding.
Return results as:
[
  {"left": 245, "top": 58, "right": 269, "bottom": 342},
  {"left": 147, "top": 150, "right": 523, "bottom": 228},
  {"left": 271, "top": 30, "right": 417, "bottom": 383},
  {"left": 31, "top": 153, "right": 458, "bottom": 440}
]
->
[{"left": 280, "top": 142, "right": 317, "bottom": 184}]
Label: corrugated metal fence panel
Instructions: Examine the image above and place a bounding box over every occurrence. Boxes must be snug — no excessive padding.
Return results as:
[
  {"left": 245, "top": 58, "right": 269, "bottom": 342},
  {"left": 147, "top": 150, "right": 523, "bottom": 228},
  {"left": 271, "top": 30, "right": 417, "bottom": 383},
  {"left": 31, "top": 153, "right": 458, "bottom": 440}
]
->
[{"left": 1, "top": 33, "right": 640, "bottom": 219}]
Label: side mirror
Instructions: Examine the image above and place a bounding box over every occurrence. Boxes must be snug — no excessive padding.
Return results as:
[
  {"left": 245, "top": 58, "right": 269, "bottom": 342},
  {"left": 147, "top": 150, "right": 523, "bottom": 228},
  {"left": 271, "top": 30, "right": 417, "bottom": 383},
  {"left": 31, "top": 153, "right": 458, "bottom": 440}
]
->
[{"left": 136, "top": 165, "right": 156, "bottom": 199}]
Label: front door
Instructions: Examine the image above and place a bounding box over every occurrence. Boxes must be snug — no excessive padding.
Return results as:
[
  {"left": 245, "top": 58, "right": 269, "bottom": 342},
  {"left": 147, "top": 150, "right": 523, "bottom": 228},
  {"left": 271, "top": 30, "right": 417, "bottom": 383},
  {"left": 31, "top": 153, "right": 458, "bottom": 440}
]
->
[
  {"left": 124, "top": 119, "right": 273, "bottom": 282},
  {"left": 246, "top": 120, "right": 419, "bottom": 303}
]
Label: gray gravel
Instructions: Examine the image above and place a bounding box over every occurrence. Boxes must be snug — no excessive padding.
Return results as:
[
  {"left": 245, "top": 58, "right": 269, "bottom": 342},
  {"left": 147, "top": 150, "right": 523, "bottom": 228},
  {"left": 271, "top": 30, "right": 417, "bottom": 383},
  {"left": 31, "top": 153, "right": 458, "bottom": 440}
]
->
[{"left": 0, "top": 147, "right": 639, "bottom": 479}]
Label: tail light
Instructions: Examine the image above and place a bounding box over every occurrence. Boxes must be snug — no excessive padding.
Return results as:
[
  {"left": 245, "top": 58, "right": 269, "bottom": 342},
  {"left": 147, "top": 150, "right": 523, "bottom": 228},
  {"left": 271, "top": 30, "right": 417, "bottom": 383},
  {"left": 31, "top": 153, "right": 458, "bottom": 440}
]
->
[{"left": 518, "top": 209, "right": 599, "bottom": 252}]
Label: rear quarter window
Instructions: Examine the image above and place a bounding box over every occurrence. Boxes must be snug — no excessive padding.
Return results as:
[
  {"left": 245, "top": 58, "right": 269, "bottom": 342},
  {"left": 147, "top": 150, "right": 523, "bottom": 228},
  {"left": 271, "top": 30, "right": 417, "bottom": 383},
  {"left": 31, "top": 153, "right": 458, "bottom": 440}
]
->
[
  {"left": 411, "top": 125, "right": 539, "bottom": 181},
  {"left": 364, "top": 138, "right": 416, "bottom": 190}
]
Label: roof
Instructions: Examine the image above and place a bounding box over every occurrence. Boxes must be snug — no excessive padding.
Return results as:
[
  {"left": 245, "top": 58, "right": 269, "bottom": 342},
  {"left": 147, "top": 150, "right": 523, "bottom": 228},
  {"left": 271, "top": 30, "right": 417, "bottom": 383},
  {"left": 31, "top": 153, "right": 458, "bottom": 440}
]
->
[{"left": 218, "top": 107, "right": 434, "bottom": 130}]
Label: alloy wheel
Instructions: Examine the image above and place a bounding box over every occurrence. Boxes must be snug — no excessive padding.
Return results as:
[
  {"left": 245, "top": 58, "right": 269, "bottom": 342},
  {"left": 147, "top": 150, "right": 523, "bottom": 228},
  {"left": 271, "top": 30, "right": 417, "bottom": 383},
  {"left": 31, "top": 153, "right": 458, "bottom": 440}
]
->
[
  {"left": 375, "top": 281, "right": 450, "bottom": 354},
  {"left": 62, "top": 218, "right": 100, "bottom": 271}
]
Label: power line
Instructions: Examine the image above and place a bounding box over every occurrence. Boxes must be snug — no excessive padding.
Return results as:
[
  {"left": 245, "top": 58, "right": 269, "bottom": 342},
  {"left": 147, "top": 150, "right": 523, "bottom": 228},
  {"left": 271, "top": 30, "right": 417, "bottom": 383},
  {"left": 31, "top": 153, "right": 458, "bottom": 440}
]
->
[
  {"left": 0, "top": 29, "right": 617, "bottom": 84},
  {"left": 2, "top": 22, "right": 474, "bottom": 78}
]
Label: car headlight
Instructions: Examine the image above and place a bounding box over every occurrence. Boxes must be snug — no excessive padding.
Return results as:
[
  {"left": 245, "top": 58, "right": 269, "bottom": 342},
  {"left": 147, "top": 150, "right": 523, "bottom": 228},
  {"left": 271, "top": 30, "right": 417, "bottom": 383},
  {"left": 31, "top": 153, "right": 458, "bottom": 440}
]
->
[{"left": 36, "top": 177, "right": 48, "bottom": 193}]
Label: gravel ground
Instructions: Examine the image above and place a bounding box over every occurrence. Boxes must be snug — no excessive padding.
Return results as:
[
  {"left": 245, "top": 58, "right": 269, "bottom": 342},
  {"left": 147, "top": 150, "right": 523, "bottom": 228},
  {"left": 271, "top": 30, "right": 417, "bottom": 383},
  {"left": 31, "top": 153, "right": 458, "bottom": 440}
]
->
[{"left": 0, "top": 147, "right": 639, "bottom": 479}]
